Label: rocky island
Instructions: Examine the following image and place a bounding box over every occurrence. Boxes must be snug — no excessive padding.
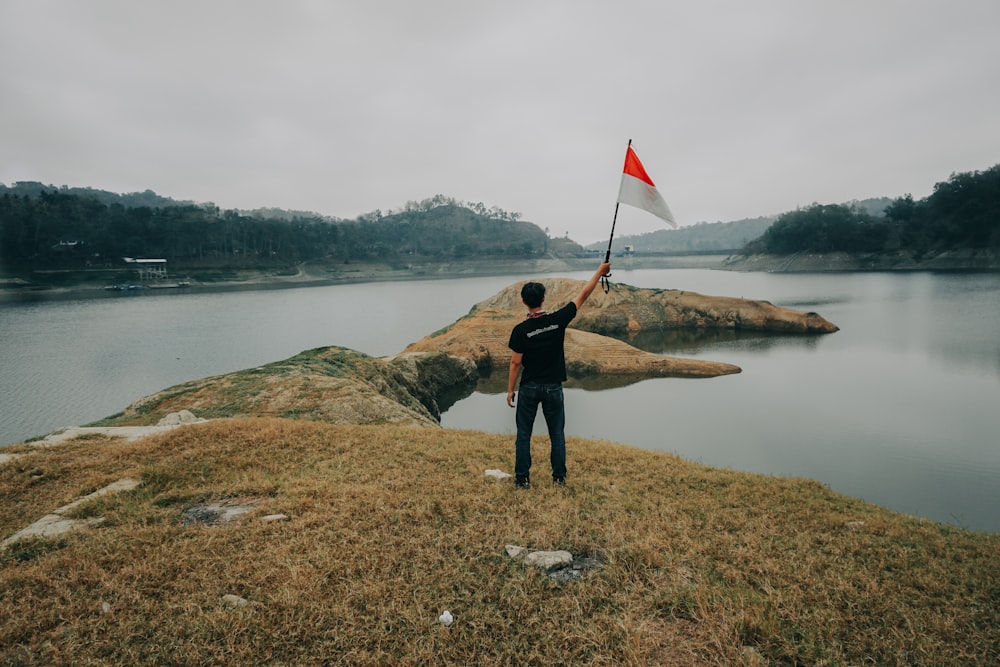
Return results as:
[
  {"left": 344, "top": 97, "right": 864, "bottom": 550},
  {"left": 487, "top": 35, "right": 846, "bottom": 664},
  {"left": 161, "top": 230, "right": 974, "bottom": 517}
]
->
[
  {"left": 404, "top": 278, "right": 836, "bottom": 383},
  {"left": 82, "top": 279, "right": 836, "bottom": 430}
]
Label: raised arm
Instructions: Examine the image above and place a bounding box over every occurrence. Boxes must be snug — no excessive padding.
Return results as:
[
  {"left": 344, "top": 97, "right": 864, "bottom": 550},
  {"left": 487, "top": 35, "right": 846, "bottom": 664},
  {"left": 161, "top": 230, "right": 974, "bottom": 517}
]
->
[{"left": 572, "top": 262, "right": 612, "bottom": 310}]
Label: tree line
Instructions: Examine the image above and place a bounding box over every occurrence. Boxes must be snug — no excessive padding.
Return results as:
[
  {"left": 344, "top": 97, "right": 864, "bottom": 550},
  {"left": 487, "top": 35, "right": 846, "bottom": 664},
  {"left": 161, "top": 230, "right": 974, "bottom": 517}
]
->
[
  {"left": 588, "top": 215, "right": 779, "bottom": 255},
  {"left": 4, "top": 162, "right": 996, "bottom": 274},
  {"left": 0, "top": 189, "right": 547, "bottom": 273},
  {"left": 743, "top": 164, "right": 1000, "bottom": 256}
]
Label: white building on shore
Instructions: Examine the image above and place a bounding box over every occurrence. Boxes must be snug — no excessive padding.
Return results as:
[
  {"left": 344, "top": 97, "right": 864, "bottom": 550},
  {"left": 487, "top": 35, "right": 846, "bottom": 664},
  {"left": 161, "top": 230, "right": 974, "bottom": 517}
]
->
[{"left": 122, "top": 257, "right": 167, "bottom": 281}]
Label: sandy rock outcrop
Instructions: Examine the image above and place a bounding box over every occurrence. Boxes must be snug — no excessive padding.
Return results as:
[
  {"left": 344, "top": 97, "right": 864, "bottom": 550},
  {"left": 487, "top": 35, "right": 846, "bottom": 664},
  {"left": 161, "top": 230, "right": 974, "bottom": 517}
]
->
[
  {"left": 488, "top": 279, "right": 839, "bottom": 335},
  {"left": 404, "top": 279, "right": 837, "bottom": 379},
  {"left": 405, "top": 316, "right": 740, "bottom": 380}
]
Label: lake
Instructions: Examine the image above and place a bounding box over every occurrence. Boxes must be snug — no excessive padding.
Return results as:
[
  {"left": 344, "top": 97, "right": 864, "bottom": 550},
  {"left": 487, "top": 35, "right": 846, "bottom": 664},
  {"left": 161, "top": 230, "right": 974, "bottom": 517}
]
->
[{"left": 1, "top": 268, "right": 998, "bottom": 532}]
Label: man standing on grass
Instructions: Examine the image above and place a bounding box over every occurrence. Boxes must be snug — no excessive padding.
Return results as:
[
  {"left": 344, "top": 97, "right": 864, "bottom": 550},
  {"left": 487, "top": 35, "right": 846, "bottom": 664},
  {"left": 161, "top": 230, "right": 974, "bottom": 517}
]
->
[{"left": 506, "top": 261, "right": 612, "bottom": 489}]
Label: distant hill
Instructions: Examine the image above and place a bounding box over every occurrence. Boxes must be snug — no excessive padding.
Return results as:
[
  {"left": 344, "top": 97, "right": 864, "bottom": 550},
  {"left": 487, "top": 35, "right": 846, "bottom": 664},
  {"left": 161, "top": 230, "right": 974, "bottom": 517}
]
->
[
  {"left": 0, "top": 181, "right": 198, "bottom": 210},
  {"left": 0, "top": 186, "right": 581, "bottom": 277},
  {"left": 0, "top": 181, "right": 344, "bottom": 222},
  {"left": 586, "top": 198, "right": 894, "bottom": 255},
  {"left": 588, "top": 216, "right": 776, "bottom": 255},
  {"left": 737, "top": 167, "right": 999, "bottom": 258}
]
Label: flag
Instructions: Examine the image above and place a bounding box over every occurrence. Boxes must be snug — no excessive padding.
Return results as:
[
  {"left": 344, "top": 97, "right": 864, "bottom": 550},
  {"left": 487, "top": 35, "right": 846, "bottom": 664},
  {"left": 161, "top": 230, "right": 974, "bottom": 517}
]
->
[{"left": 616, "top": 145, "right": 677, "bottom": 227}]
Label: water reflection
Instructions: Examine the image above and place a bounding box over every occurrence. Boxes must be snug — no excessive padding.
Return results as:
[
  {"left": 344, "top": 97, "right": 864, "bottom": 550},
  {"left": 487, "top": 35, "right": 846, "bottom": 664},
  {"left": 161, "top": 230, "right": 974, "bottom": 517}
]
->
[
  {"left": 778, "top": 297, "right": 849, "bottom": 308},
  {"left": 475, "top": 369, "right": 668, "bottom": 394},
  {"left": 436, "top": 376, "right": 478, "bottom": 414},
  {"left": 605, "top": 328, "right": 825, "bottom": 356},
  {"left": 473, "top": 327, "right": 827, "bottom": 395}
]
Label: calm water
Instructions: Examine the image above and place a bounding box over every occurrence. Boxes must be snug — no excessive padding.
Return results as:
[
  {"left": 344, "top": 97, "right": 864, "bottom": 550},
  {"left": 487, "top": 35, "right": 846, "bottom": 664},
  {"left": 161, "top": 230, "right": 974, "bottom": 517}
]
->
[{"left": 2, "top": 270, "right": 998, "bottom": 532}]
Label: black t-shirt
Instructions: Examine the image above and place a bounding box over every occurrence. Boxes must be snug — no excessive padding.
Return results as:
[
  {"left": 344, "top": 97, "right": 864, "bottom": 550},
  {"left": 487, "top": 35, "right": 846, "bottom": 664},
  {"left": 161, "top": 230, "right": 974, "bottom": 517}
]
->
[{"left": 507, "top": 302, "right": 577, "bottom": 385}]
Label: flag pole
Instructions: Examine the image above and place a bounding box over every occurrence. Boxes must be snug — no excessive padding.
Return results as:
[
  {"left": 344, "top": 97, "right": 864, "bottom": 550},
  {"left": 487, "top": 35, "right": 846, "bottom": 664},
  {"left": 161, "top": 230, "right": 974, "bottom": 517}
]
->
[{"left": 602, "top": 139, "right": 631, "bottom": 292}]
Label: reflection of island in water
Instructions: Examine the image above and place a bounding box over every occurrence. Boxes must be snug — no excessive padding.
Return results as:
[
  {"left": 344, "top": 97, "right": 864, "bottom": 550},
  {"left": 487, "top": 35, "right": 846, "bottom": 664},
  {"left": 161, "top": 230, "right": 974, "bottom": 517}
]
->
[
  {"left": 609, "top": 327, "right": 825, "bottom": 356},
  {"left": 470, "top": 329, "right": 825, "bottom": 395},
  {"left": 405, "top": 277, "right": 838, "bottom": 395}
]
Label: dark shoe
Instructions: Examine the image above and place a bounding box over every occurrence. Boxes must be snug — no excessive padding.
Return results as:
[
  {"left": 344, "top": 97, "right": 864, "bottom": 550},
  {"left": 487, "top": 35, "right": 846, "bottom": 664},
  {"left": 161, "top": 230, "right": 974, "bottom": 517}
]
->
[
  {"left": 553, "top": 476, "right": 565, "bottom": 486},
  {"left": 515, "top": 476, "right": 530, "bottom": 489}
]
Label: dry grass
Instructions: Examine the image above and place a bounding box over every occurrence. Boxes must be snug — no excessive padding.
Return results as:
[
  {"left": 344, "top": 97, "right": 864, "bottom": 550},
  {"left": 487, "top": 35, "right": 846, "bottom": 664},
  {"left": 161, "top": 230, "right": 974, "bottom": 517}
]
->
[{"left": 1, "top": 418, "right": 997, "bottom": 666}]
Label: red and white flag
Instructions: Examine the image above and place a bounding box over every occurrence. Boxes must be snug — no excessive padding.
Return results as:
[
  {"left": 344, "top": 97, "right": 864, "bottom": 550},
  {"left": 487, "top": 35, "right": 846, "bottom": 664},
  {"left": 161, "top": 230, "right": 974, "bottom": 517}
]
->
[{"left": 616, "top": 145, "right": 676, "bottom": 227}]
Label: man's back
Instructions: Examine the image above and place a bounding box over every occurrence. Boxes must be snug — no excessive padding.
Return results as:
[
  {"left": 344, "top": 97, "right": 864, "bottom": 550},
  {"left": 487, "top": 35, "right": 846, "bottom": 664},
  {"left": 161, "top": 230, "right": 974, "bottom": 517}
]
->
[{"left": 508, "top": 302, "right": 577, "bottom": 386}]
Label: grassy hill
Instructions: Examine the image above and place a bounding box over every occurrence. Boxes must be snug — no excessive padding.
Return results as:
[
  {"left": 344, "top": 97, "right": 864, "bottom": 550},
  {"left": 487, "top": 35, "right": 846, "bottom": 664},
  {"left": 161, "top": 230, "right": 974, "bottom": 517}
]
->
[{"left": 1, "top": 418, "right": 997, "bottom": 665}]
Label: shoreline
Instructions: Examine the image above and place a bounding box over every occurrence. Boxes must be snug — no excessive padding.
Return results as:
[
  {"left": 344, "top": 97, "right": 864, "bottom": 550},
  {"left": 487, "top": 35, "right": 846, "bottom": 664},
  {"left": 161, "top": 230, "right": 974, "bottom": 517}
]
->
[
  {"left": 721, "top": 249, "right": 1000, "bottom": 272},
  {"left": 4, "top": 251, "right": 998, "bottom": 304},
  {"left": 0, "top": 255, "right": 729, "bottom": 304}
]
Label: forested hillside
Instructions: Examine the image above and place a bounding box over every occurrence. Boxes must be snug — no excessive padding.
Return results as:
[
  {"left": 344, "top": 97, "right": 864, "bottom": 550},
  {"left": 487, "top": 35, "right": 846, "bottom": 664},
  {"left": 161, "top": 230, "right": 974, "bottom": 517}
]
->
[
  {"left": 740, "top": 165, "right": 1000, "bottom": 256},
  {"left": 0, "top": 188, "right": 571, "bottom": 275},
  {"left": 0, "top": 182, "right": 196, "bottom": 210},
  {"left": 587, "top": 216, "right": 777, "bottom": 254},
  {"left": 4, "top": 162, "right": 996, "bottom": 279},
  {"left": 589, "top": 198, "right": 894, "bottom": 255}
]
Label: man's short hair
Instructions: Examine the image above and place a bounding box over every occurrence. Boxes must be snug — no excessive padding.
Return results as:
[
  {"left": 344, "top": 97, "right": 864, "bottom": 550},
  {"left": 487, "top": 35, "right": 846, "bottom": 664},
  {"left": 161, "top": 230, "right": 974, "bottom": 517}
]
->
[{"left": 521, "top": 281, "right": 545, "bottom": 308}]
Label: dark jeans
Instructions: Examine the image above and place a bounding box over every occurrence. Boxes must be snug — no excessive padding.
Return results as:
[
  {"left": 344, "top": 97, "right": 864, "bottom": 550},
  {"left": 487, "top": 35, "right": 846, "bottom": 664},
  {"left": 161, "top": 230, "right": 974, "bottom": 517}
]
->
[{"left": 514, "top": 382, "right": 566, "bottom": 480}]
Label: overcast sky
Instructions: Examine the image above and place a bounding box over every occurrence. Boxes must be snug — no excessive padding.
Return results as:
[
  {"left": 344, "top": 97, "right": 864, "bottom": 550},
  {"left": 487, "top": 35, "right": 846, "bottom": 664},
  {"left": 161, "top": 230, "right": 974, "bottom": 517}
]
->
[{"left": 3, "top": 1, "right": 999, "bottom": 245}]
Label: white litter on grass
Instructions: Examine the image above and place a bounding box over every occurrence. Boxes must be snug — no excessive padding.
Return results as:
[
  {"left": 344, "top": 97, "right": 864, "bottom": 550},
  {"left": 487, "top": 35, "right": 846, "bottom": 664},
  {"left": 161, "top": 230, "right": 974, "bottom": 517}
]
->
[
  {"left": 484, "top": 469, "right": 512, "bottom": 480},
  {"left": 438, "top": 610, "right": 454, "bottom": 626}
]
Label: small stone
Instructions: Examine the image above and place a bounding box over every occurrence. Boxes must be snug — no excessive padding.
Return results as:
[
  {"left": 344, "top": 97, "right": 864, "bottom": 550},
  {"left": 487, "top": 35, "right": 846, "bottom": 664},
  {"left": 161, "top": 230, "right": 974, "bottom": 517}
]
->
[
  {"left": 157, "top": 410, "right": 202, "bottom": 426},
  {"left": 505, "top": 544, "right": 528, "bottom": 559},
  {"left": 182, "top": 501, "right": 255, "bottom": 526},
  {"left": 221, "top": 594, "right": 249, "bottom": 608},
  {"left": 100, "top": 601, "right": 112, "bottom": 614},
  {"left": 157, "top": 412, "right": 181, "bottom": 426},
  {"left": 505, "top": 544, "right": 575, "bottom": 572},
  {"left": 523, "top": 550, "right": 573, "bottom": 571}
]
